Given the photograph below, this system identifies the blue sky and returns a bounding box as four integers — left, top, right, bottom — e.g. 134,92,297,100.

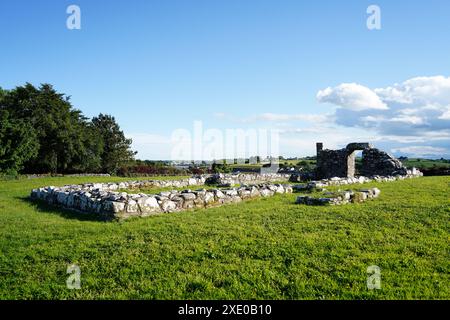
1,0,450,159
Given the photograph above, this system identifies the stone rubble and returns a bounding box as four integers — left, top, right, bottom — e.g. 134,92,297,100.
296,187,381,206
204,173,292,185
361,148,407,176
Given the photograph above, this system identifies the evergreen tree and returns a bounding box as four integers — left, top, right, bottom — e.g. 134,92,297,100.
92,114,136,174
0,110,39,174
0,84,135,174
1,83,86,172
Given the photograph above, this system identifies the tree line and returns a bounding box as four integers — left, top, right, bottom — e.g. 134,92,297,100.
0,83,136,175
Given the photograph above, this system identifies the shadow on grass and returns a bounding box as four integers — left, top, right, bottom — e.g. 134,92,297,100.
18,196,113,222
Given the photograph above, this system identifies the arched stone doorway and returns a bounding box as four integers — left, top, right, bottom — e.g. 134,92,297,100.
315,142,407,179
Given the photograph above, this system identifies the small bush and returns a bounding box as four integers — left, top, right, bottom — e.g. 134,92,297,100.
0,169,19,180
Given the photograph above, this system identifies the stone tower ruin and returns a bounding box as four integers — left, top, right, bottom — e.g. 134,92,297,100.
315,142,408,179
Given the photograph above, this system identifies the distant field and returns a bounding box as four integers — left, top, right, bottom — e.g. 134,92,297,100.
281,159,316,166
0,175,449,299
400,158,450,169
229,164,262,169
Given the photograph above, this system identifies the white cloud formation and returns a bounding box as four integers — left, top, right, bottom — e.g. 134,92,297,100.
214,112,331,124
315,76,450,158
278,125,379,157
317,76,450,142
317,83,388,111
438,107,450,120
377,130,450,144
256,112,330,123
389,115,425,125
374,75,450,106
391,146,448,158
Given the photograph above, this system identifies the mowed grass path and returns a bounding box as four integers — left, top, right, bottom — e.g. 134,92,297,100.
0,176,449,299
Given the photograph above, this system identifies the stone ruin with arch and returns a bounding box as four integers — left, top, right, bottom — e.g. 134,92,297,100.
315,142,410,179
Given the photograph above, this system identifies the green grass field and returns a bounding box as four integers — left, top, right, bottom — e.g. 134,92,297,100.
0,175,449,299
400,158,450,169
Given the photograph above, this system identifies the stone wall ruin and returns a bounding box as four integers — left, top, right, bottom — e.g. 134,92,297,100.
30,172,422,220
29,142,423,220
31,182,293,220
315,142,411,179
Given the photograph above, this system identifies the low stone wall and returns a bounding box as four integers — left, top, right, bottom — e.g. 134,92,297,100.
204,173,292,186
102,176,207,191
31,183,293,220
296,187,381,206
293,171,422,191
87,173,292,192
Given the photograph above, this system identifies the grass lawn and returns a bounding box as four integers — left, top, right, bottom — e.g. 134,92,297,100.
0,175,449,299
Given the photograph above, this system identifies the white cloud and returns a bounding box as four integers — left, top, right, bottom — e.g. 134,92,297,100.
256,112,330,123
317,83,388,111
276,124,381,157
214,112,331,124
361,115,386,123
317,76,450,144
312,76,450,158
375,75,450,106
278,127,326,135
389,115,425,125
439,107,450,120
377,130,450,144
391,146,448,158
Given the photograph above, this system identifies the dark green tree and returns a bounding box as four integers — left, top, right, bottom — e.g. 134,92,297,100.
0,87,6,101
64,115,104,173
15,85,82,172
0,83,104,173
92,114,136,174
0,84,135,174
0,110,39,174
211,162,232,173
